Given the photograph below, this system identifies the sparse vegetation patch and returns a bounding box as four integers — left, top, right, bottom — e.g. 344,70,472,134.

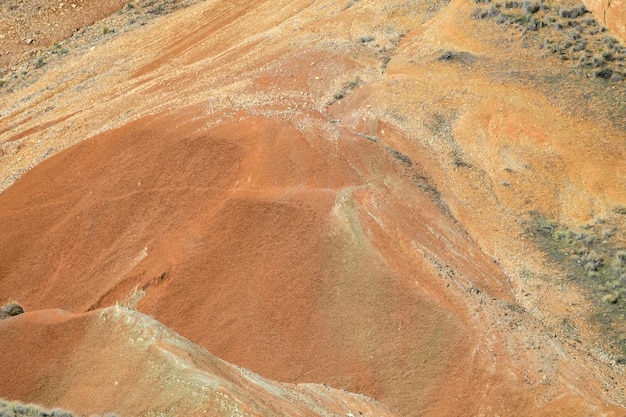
0,399,118,417
0,0,201,94
438,50,477,63
528,212,626,357
52,43,69,56
385,146,413,166
329,77,362,104
472,0,626,81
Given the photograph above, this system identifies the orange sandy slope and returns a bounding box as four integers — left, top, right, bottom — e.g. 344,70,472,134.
0,0,625,416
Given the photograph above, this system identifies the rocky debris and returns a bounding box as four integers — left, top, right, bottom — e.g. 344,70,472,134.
0,0,204,90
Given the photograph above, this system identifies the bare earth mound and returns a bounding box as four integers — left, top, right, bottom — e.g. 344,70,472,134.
0,306,397,417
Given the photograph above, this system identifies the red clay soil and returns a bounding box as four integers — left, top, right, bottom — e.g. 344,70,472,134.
0,0,128,69
0,0,625,416
0,306,399,417
0,108,624,416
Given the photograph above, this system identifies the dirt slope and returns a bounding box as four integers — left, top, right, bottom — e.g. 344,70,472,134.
0,0,127,70
0,306,398,417
0,0,625,416
584,0,626,42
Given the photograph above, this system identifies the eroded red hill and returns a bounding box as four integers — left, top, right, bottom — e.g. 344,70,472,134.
0,306,399,417
0,0,625,416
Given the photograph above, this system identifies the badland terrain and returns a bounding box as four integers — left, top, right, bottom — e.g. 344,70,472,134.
0,0,625,416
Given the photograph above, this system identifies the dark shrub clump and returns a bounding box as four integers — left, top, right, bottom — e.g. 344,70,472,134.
0,302,24,320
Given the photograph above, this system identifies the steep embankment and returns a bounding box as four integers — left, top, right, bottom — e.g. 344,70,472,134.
0,0,625,416
0,306,398,417
584,0,626,42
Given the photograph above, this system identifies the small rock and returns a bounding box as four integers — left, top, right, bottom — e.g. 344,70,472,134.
0,302,24,319
26,38,34,44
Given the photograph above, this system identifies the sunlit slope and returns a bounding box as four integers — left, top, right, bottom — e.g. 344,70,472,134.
0,0,624,416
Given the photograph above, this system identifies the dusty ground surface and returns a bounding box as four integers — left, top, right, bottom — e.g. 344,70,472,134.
0,0,127,70
0,0,625,416
0,0,205,86
0,306,399,417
